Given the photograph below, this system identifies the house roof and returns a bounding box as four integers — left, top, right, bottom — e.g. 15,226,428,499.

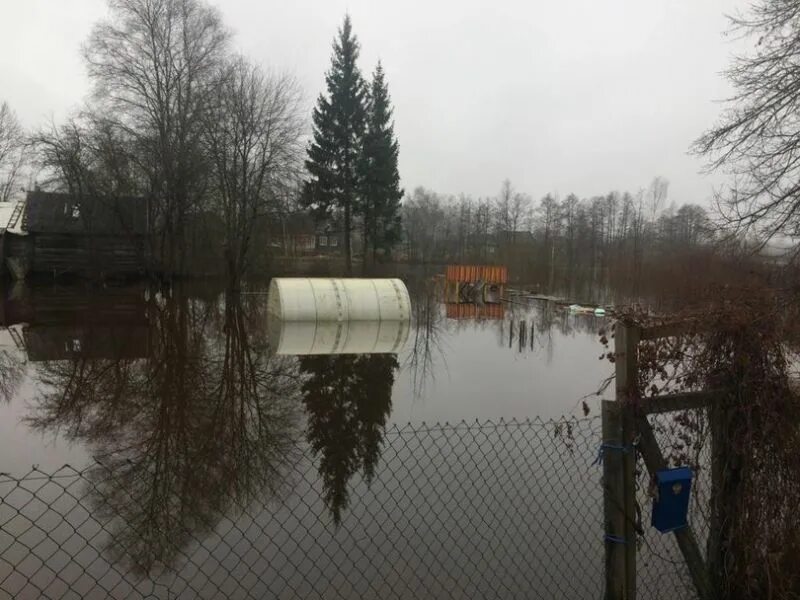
0,202,27,236
24,191,148,235
0,203,15,230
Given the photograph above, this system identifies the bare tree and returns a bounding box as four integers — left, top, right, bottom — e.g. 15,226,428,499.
84,0,231,274
32,116,139,199
32,120,97,198
510,191,531,236
0,101,27,203
204,58,304,285
646,176,669,222
0,348,25,404
494,178,514,241
693,1,800,245
402,187,446,262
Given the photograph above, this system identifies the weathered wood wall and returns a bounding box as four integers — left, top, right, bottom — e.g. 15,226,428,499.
5,233,32,258
29,234,146,278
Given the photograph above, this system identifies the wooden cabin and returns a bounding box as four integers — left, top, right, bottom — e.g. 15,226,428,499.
3,191,149,279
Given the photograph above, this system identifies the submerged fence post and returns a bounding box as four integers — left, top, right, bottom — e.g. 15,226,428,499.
530,321,534,350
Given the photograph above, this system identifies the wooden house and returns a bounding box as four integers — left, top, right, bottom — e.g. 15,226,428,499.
315,228,344,254
3,191,149,279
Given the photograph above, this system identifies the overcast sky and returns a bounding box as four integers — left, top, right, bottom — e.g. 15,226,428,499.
1,0,748,205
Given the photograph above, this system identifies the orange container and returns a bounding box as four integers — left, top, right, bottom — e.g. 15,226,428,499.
445,265,507,284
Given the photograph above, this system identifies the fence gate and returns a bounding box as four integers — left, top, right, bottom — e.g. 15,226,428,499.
603,322,718,600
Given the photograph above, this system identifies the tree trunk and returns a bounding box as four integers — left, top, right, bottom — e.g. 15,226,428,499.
362,219,369,275
344,200,352,275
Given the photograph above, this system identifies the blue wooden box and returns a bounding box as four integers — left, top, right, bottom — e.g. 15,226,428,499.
651,467,693,533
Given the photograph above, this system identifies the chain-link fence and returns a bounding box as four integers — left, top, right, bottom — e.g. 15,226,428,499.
635,410,711,600
1,416,708,599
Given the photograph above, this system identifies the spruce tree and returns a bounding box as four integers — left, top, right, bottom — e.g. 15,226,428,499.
360,61,403,265
303,15,367,273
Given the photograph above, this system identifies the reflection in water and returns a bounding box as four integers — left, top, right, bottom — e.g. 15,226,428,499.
299,354,399,524
0,343,25,404
0,275,611,577
488,298,604,364
267,288,406,525
404,278,446,399
25,288,302,574
268,316,410,355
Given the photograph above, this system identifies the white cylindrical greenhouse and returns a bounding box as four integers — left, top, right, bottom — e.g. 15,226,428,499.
267,278,411,322
266,278,412,355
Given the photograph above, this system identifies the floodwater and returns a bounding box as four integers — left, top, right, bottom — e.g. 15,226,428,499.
0,277,663,599
0,278,611,476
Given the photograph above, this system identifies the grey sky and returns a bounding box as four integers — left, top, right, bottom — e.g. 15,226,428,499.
1,0,746,205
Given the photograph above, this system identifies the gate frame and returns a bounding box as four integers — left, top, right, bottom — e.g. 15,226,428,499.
603,321,717,600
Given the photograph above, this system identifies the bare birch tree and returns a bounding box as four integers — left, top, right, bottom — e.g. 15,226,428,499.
84,0,231,274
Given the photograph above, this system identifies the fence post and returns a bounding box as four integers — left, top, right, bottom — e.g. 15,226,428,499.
617,324,639,600
602,399,626,600
603,323,640,600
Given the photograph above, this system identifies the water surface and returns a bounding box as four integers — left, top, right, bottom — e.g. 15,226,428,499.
0,279,611,477
0,278,642,599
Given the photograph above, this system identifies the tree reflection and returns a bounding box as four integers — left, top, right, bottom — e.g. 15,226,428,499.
404,277,446,399
494,298,605,363
0,347,25,404
298,353,398,524
26,288,302,575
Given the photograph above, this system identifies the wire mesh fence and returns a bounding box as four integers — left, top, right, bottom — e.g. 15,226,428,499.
634,410,711,600
1,415,708,599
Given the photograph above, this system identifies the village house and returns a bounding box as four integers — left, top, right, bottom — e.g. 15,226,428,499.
0,191,149,279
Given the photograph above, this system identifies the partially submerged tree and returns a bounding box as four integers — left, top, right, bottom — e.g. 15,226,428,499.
204,57,304,285
84,0,231,274
401,187,448,262
303,15,368,274
693,1,800,247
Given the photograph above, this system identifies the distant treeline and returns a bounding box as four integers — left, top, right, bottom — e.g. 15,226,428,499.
400,177,774,295
0,0,786,290
0,3,402,283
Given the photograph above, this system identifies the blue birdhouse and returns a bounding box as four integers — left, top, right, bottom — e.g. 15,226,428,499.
651,467,693,533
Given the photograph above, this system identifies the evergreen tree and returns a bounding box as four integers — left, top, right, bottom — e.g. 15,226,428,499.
303,15,367,274
360,62,403,266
